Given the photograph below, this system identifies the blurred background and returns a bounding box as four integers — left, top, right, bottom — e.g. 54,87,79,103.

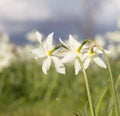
0,0,120,116
0,0,120,45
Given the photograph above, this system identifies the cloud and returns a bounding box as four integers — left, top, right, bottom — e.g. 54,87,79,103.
1,0,120,35
0,0,84,34
0,0,84,22
0,0,51,21
49,0,84,17
0,0,120,23
94,0,120,25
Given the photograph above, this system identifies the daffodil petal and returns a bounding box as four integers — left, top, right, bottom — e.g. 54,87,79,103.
104,50,110,54
69,35,80,50
35,31,42,44
93,57,107,68
81,53,89,61
74,59,81,75
94,47,110,54
44,32,54,50
42,57,51,74
61,51,76,63
59,38,68,48
31,48,46,58
93,47,102,54
54,48,68,57
84,57,91,69
52,56,65,74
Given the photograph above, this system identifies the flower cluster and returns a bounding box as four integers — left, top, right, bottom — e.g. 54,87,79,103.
0,33,16,71
93,31,120,60
31,31,107,75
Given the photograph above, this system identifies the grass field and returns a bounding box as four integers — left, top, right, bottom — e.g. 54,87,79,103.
0,58,119,116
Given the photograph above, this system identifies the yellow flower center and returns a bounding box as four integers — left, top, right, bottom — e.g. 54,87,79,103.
76,48,80,53
47,50,53,56
75,45,82,55
89,48,95,56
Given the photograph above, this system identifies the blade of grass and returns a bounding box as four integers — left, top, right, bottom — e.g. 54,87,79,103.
83,101,89,116
95,84,108,115
115,75,120,91
107,95,114,115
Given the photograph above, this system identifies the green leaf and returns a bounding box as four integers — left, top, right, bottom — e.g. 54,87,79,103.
73,112,81,116
108,107,113,116
115,75,120,91
107,95,114,114
95,84,108,115
83,101,89,116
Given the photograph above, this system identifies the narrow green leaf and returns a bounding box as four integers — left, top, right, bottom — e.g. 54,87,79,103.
108,107,113,116
83,101,89,116
73,112,81,116
115,75,120,91
95,84,108,115
107,95,114,114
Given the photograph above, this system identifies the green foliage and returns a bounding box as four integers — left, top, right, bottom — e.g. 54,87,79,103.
0,59,120,116
95,84,108,115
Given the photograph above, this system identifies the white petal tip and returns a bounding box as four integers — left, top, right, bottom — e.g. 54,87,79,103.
35,31,42,43
34,57,38,60
43,72,47,75
49,32,54,36
75,72,79,75
69,34,73,37
103,65,107,69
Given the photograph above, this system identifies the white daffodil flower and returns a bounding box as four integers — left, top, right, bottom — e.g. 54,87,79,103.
106,31,120,42
31,32,65,75
94,35,106,47
0,38,15,71
0,50,13,71
60,35,87,75
26,31,43,43
83,47,107,69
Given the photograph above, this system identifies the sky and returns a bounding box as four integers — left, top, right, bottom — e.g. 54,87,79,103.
0,0,120,44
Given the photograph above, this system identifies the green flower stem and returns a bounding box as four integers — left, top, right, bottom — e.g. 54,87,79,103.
79,58,95,116
81,39,119,115
103,52,119,116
